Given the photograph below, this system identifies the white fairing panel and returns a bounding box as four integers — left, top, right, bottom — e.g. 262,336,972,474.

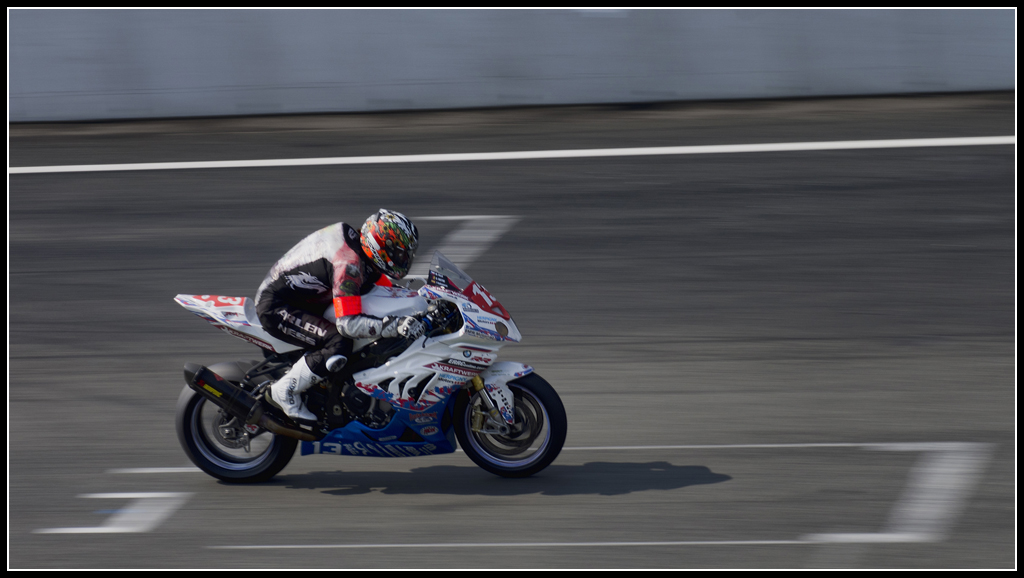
173,294,302,353
322,285,427,323
479,362,534,424
322,285,430,352
351,339,494,412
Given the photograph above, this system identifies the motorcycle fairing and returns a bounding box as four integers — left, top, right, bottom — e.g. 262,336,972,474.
173,294,301,353
299,404,458,457
419,286,521,343
479,362,534,424
322,285,427,325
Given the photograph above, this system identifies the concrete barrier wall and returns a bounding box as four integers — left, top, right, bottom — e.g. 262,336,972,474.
9,9,1015,122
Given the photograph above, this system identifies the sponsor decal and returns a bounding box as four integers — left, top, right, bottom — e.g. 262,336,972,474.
425,362,478,378
461,303,478,313
463,350,472,358
277,324,317,346
427,270,463,292
377,435,398,442
275,308,303,324
310,441,439,457
200,383,223,397
422,286,463,300
443,358,489,371
419,426,440,436
273,309,328,337
285,272,329,293
217,325,276,350
410,412,438,424
462,317,518,343
466,328,501,341
437,373,467,385
302,321,328,337
376,286,419,298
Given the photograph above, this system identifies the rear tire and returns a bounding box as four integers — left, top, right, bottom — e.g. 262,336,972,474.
454,373,566,478
175,383,297,484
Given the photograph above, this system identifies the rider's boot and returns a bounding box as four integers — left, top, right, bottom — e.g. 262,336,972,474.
268,356,321,421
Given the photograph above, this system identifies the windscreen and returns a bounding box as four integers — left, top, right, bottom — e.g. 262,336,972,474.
427,251,475,292
426,251,511,320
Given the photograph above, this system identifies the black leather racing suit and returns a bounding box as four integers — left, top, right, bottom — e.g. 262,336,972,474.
255,222,393,376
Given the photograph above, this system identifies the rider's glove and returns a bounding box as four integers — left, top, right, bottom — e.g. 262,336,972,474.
381,316,425,340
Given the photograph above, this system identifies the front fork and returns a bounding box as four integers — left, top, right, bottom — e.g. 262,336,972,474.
468,375,512,436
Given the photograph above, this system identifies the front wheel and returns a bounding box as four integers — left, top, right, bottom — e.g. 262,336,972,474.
454,373,567,478
175,385,297,483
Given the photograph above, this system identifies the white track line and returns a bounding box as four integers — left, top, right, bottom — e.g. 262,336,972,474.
209,540,811,550
107,467,203,474
209,535,943,550
105,442,981,473
9,136,1014,175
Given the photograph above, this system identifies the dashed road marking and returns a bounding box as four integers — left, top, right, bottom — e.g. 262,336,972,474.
803,442,994,544
410,215,520,275
34,492,193,534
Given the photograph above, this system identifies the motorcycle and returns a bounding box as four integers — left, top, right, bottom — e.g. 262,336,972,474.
173,251,566,483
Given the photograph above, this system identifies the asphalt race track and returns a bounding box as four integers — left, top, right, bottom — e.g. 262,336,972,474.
8,93,1015,569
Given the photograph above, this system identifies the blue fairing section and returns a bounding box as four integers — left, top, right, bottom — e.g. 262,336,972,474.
300,409,457,457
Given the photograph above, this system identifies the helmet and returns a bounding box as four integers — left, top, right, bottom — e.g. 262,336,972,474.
360,209,419,279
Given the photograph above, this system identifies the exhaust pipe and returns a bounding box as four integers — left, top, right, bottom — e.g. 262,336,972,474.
257,413,318,441
184,363,265,424
183,363,316,441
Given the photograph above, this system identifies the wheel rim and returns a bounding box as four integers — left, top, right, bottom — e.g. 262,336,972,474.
466,385,552,468
189,397,277,471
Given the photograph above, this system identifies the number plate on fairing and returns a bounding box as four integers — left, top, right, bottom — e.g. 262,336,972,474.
173,294,302,353
300,418,457,457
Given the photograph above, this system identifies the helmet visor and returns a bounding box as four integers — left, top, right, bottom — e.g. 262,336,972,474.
387,245,414,276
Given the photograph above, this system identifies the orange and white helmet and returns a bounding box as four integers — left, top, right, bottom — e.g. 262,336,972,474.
360,209,419,279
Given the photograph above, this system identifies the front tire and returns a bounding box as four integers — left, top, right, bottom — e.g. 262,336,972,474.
175,384,297,483
454,373,567,478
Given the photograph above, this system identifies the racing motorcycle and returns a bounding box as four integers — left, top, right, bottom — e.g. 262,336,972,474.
173,251,566,483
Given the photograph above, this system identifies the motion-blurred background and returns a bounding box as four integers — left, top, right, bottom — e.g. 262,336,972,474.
8,9,1016,569
8,9,1015,121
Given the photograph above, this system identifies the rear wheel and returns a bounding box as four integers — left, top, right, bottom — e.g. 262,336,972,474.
175,384,296,483
454,373,566,478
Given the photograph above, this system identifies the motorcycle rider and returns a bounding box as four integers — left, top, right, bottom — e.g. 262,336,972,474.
255,209,425,421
